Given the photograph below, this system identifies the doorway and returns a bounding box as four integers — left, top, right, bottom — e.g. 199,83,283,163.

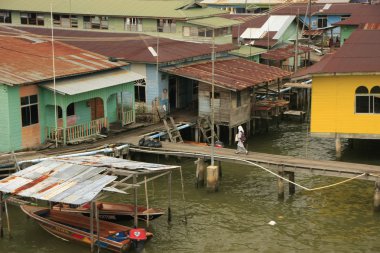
169,77,177,111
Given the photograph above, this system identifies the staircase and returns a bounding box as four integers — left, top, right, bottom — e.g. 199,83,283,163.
198,116,219,144
163,117,184,143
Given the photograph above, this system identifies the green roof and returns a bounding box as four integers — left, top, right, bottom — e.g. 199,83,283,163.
0,0,227,18
229,45,267,57
186,17,242,28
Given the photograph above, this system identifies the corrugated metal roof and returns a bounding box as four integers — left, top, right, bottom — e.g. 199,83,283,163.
0,155,180,204
0,30,126,86
240,15,296,40
333,5,380,26
187,17,242,28
292,28,380,77
3,27,236,64
162,58,291,91
0,0,226,18
261,44,312,61
229,45,267,57
0,159,116,205
41,69,145,95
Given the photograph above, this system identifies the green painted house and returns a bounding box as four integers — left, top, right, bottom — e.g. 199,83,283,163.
0,0,241,44
0,35,143,153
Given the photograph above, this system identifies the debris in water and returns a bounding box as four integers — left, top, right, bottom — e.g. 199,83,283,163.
268,220,276,226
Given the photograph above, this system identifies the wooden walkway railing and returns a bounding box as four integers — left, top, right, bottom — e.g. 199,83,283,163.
120,110,134,126
46,118,107,144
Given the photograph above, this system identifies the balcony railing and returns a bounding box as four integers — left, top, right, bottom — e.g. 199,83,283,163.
46,118,107,144
120,109,135,126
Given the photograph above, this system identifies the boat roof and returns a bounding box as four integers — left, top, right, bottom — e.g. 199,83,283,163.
0,155,180,205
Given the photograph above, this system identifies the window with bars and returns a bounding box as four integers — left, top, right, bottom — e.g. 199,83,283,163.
83,16,109,30
53,14,78,28
157,19,176,33
21,95,39,127
134,79,146,102
125,17,142,32
236,91,241,107
355,86,380,114
20,12,44,26
183,26,198,37
0,10,11,23
317,15,327,28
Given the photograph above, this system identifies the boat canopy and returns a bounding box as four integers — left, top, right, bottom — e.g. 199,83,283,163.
0,155,180,205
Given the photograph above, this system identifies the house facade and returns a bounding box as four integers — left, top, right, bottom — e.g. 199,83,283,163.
0,0,241,44
0,35,143,152
292,27,380,156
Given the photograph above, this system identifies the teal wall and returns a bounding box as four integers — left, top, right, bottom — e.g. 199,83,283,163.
107,94,118,123
279,21,297,44
0,84,22,152
40,81,134,129
340,25,356,46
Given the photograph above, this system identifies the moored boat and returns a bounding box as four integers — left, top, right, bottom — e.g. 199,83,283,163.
21,205,152,252
52,201,165,221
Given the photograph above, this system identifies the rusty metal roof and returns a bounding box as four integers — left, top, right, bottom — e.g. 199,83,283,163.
0,28,126,86
162,58,291,91
302,30,324,36
2,26,236,64
261,44,312,61
292,28,380,77
333,5,380,26
0,155,180,205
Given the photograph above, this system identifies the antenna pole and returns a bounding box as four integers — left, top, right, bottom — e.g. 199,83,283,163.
50,3,58,148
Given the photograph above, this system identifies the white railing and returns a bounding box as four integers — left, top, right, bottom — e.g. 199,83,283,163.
46,118,107,144
121,110,135,126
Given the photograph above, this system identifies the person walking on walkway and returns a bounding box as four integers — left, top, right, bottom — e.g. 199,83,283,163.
235,125,248,155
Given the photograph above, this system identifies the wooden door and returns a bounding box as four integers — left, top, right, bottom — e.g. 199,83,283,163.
88,98,104,120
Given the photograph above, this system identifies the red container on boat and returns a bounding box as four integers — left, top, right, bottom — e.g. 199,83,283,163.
129,228,147,240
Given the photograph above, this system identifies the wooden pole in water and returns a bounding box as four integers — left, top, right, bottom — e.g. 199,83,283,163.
4,200,11,239
0,193,3,238
277,171,285,200
374,181,380,212
168,171,172,223
90,201,94,253
133,174,138,228
144,176,150,227
195,158,206,188
95,202,100,253
288,172,295,195
335,136,342,160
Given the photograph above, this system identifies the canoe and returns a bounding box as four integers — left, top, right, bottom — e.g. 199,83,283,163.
52,201,165,221
21,205,152,252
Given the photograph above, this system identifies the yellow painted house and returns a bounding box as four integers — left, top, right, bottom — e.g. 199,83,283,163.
293,26,380,155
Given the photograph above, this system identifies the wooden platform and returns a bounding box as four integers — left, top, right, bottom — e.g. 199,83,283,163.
126,137,380,182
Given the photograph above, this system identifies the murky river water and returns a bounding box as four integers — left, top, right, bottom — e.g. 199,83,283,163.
1,122,380,253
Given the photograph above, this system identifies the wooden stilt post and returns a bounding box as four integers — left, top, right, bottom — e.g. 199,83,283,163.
374,181,380,212
168,172,172,223
90,201,94,253
216,125,220,141
4,200,11,239
218,161,222,179
278,171,285,200
335,136,342,160
133,175,138,228
246,121,251,137
195,127,199,143
0,193,3,238
228,127,232,146
195,158,206,188
207,165,219,192
144,176,150,227
288,172,295,195
95,203,100,253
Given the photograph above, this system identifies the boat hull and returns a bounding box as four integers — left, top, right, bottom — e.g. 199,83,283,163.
21,205,150,253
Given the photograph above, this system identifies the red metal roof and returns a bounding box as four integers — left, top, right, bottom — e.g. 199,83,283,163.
2,26,236,64
0,29,126,86
333,5,380,26
261,44,312,61
302,29,324,36
162,58,291,91
293,28,380,77
221,14,268,38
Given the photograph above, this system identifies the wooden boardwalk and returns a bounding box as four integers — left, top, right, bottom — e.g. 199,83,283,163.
125,134,380,182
